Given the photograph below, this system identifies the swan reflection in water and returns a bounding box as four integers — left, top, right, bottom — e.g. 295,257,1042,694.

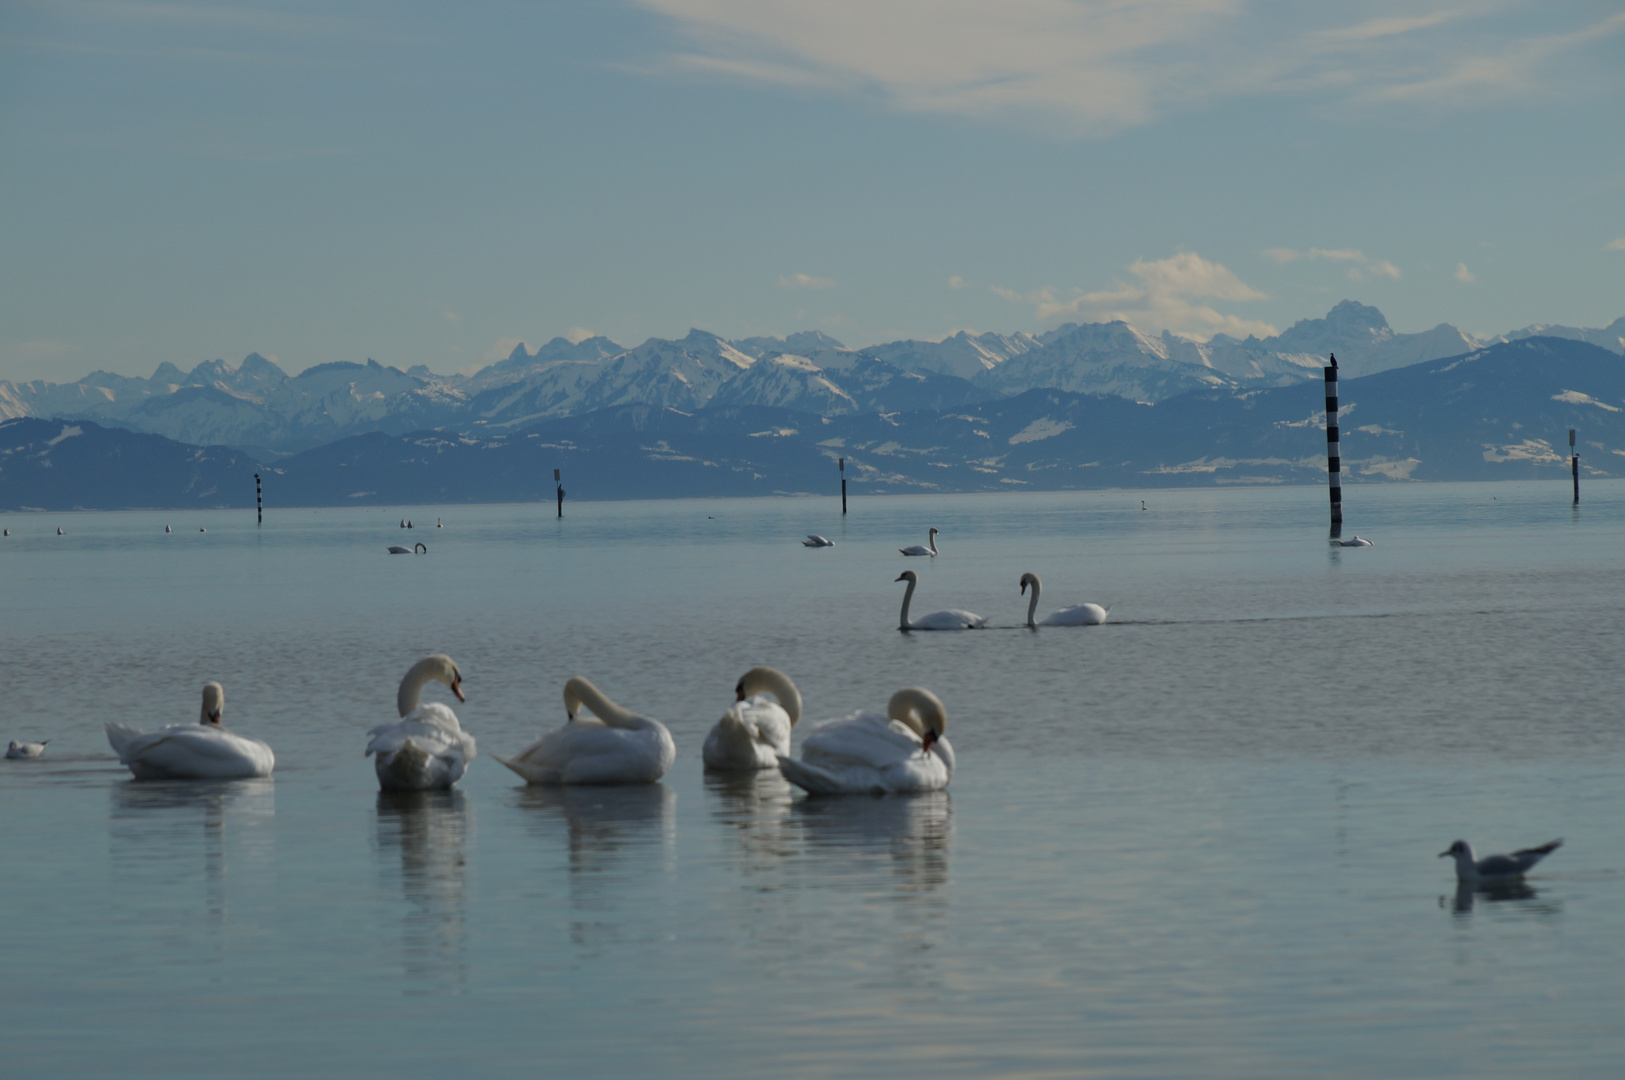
1441,879,1564,919
791,791,953,895
517,785,676,950
107,778,277,935
374,789,473,989
704,769,797,869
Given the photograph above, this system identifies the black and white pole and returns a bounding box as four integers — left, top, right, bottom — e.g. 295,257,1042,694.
1571,428,1579,505
840,457,847,515
1325,355,1342,533
254,473,262,525
555,468,564,519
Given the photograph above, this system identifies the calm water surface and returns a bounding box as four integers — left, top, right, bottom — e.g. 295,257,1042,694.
4,483,1624,1077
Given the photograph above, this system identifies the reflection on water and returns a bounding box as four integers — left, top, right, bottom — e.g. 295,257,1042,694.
516,784,677,952
792,792,953,895
705,770,796,868
374,790,472,990
1442,879,1565,919
106,779,276,952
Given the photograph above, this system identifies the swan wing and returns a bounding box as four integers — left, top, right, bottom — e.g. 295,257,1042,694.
911,608,985,630
781,716,951,794
703,698,792,770
500,717,674,785
899,545,931,556
1040,603,1109,626
110,723,274,779
367,705,473,790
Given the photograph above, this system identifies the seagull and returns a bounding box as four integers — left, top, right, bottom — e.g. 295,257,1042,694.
6,740,48,759
802,534,835,547
165,525,172,533
57,527,63,536
1440,838,1562,883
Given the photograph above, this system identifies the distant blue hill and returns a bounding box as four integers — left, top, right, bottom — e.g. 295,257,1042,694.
1,338,1619,511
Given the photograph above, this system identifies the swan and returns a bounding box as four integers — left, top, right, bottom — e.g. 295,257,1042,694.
495,677,675,785
895,570,984,630
899,527,938,557
1020,572,1108,627
387,545,411,554
1440,838,1562,883
6,739,48,759
703,667,802,771
1333,535,1374,547
802,535,835,547
365,655,475,791
105,682,275,780
778,687,953,794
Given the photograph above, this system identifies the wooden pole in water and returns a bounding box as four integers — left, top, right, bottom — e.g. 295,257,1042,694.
1325,356,1342,533
254,473,262,525
555,468,564,518
1571,429,1579,505
840,457,847,515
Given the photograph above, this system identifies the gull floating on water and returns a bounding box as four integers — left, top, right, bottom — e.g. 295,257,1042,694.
802,534,834,547
1440,838,1562,882
7,740,48,759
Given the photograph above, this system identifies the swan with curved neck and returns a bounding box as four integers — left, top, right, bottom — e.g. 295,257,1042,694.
1020,572,1108,628
899,527,939,557
496,676,676,785
703,666,802,771
366,654,475,791
896,570,985,630
105,682,275,779
778,687,953,794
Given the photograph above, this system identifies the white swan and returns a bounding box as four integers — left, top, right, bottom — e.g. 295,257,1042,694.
899,527,938,557
1020,571,1108,627
896,570,984,630
365,655,475,791
105,682,275,780
1333,535,1374,547
778,687,953,794
496,676,675,785
802,534,835,547
703,667,802,771
7,739,48,759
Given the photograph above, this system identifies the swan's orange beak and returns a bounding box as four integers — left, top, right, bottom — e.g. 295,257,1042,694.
452,679,466,703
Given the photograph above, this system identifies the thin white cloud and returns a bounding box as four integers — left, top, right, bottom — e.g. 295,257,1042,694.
948,275,966,289
1265,246,1400,282
633,2,1625,135
1455,263,1476,283
994,252,1277,340
1608,237,1625,252
565,327,596,343
778,273,836,290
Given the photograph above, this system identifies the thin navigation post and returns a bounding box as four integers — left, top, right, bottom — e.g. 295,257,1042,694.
255,473,262,525
840,457,847,515
555,468,565,518
1571,429,1580,505
1325,356,1342,534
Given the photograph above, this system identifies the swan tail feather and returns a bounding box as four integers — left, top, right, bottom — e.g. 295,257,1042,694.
104,721,144,756
493,754,562,785
777,756,847,795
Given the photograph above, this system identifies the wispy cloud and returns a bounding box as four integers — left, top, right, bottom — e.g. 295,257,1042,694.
948,275,966,289
778,273,836,290
1264,246,1400,283
565,327,596,343
632,2,1625,136
1454,263,1476,283
1608,237,1625,252
994,252,1276,340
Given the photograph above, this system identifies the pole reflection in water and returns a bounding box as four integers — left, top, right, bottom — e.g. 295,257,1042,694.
516,785,677,952
374,789,473,991
1442,879,1564,920
106,779,277,962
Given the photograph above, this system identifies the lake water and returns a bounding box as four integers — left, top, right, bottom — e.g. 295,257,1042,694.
4,482,1624,1078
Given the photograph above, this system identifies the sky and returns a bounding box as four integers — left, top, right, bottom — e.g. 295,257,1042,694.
1,0,1622,382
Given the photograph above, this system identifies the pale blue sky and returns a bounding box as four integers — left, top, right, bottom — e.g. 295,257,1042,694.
2,0,1621,381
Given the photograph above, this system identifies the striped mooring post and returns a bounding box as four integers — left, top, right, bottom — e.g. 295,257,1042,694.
1571,429,1579,505
840,457,847,515
1324,356,1342,532
555,468,564,518
254,473,262,525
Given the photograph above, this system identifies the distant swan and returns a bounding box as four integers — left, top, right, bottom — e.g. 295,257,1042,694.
899,527,938,557
1020,572,1108,627
778,687,953,794
802,535,835,547
365,655,475,791
386,543,427,554
896,570,984,630
1333,536,1374,547
7,739,48,759
496,677,675,785
703,667,801,771
105,682,275,780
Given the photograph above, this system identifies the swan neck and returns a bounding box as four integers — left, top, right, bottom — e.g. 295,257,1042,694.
565,677,636,728
887,687,946,742
1024,576,1040,627
898,574,916,629
743,668,801,726
397,657,445,717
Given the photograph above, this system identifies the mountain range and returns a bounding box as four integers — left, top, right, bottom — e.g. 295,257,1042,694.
5,336,1623,511
5,301,1620,457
